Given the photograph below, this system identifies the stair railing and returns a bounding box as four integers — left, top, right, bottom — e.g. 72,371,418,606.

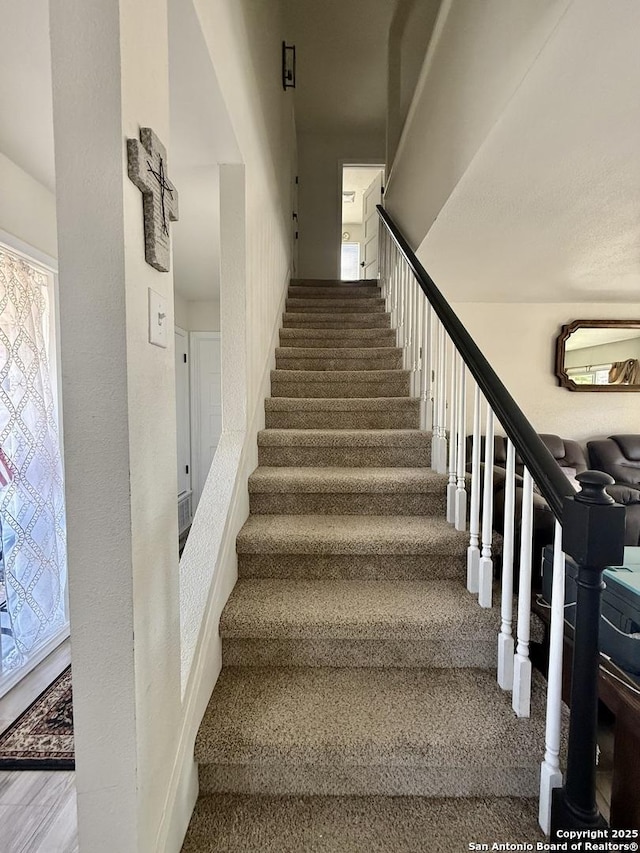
377,205,626,837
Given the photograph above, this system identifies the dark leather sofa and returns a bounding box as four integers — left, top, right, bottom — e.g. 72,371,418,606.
587,435,640,546
467,433,588,587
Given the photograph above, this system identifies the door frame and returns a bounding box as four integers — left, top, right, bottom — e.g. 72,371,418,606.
338,161,386,280
189,331,221,511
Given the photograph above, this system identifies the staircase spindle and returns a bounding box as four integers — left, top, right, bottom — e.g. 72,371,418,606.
432,322,446,474
412,277,421,398
478,406,494,608
467,384,481,593
455,355,467,531
390,247,399,329
420,299,432,430
437,325,448,474
539,520,565,834
497,439,516,690
512,466,534,717
446,342,458,524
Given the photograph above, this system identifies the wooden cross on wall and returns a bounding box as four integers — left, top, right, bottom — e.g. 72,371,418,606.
127,127,179,272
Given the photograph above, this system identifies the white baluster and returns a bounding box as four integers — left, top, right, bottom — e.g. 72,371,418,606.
497,439,516,690
467,385,481,593
539,521,566,833
390,248,399,330
431,318,441,470
421,300,432,430
437,325,448,474
478,406,494,608
447,343,458,523
512,466,534,718
401,266,409,367
455,356,467,531
412,278,420,397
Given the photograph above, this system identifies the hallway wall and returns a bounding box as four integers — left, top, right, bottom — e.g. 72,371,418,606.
297,131,384,279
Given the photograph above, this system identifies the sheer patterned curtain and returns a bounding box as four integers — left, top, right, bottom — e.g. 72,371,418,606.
0,246,67,673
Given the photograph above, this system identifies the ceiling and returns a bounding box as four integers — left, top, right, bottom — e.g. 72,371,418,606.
342,166,384,225
285,0,398,136
417,0,640,303
0,0,240,302
566,327,640,352
0,0,55,191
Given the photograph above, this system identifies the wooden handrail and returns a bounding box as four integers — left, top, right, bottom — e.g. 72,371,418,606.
377,205,575,521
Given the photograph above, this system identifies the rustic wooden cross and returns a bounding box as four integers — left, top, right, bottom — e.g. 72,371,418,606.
127,127,179,272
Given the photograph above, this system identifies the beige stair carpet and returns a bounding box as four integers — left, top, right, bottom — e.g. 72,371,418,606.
184,279,547,850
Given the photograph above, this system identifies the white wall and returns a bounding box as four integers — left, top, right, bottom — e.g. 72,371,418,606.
162,1,296,850
385,0,571,248
51,0,182,849
454,302,640,443
0,150,57,258
387,0,441,167
298,131,385,278
174,294,220,331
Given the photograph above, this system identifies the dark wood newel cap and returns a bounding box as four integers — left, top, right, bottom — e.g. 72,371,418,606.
574,470,616,506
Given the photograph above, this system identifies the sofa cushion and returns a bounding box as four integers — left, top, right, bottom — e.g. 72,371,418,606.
588,437,640,488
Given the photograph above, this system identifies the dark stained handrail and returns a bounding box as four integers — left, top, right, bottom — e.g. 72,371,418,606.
377,204,575,521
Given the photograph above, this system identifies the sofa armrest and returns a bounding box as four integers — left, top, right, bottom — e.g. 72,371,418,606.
605,484,640,506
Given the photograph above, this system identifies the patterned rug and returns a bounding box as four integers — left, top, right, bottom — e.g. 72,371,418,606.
0,666,74,770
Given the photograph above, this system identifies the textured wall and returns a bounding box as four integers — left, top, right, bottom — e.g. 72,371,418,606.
0,151,57,257
454,302,640,444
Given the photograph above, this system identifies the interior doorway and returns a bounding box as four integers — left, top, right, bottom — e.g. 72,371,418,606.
340,165,385,280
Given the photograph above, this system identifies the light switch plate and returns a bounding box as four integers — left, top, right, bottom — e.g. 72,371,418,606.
148,288,168,348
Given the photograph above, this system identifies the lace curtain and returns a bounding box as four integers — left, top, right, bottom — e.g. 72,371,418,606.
0,247,67,673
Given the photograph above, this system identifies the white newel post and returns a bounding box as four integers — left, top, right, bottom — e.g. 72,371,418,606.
455,356,467,531
539,520,566,833
467,384,481,592
513,467,534,717
446,344,458,523
478,406,495,607
497,439,516,690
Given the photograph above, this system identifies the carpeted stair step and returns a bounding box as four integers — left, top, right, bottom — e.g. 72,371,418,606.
248,467,446,515
288,285,380,299
194,666,551,797
182,794,542,852
282,312,391,329
236,513,466,579
285,298,386,313
279,327,396,348
257,429,430,467
264,397,420,430
275,347,403,371
271,369,410,398
290,278,379,287
221,578,499,668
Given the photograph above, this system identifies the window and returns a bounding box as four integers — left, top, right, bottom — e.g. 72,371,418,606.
340,242,360,280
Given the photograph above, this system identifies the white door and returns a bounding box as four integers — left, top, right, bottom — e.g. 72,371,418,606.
361,171,383,279
174,327,191,498
190,332,222,512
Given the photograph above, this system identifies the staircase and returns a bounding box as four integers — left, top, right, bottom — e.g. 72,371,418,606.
183,279,548,851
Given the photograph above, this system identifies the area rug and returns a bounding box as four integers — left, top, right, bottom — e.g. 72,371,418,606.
0,666,74,770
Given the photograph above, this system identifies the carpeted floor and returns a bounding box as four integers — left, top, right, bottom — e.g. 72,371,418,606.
0,666,73,770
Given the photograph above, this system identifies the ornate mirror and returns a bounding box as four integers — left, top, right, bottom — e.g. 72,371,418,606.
556,320,640,391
